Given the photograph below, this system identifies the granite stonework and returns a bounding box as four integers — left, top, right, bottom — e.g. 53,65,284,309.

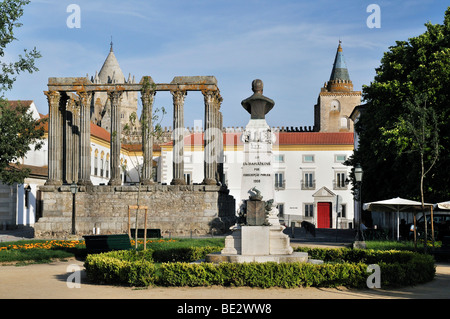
34,184,235,238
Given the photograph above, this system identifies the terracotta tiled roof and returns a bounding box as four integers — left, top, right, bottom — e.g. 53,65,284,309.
7,163,48,178
277,132,354,145
90,123,110,142
5,100,34,108
161,132,353,146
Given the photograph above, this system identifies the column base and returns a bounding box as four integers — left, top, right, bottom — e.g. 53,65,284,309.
141,179,155,185
170,178,186,185
45,179,62,186
108,178,122,186
77,180,93,186
202,178,217,185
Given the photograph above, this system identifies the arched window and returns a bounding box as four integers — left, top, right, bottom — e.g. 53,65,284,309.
340,116,349,129
94,149,99,175
100,151,105,177
330,99,341,112
105,153,110,178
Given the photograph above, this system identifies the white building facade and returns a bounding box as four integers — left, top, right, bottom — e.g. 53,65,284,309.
158,129,355,229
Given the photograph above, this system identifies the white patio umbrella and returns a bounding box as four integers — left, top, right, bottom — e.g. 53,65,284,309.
435,201,450,210
363,197,433,241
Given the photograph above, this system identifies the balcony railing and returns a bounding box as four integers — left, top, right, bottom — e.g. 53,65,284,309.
301,180,316,190
275,180,285,190
333,180,348,190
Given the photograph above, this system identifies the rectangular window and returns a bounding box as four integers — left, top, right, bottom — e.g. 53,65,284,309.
277,203,284,218
335,154,347,163
184,173,192,185
304,203,314,217
274,154,285,163
335,172,347,189
105,160,109,178
303,155,314,163
302,172,315,189
340,204,346,218
275,172,284,189
100,159,104,177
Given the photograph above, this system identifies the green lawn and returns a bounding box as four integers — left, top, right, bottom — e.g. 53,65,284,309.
0,237,225,264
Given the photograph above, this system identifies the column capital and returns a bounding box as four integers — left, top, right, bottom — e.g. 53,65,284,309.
76,90,93,104
107,89,124,102
171,89,187,105
141,89,156,106
44,90,60,105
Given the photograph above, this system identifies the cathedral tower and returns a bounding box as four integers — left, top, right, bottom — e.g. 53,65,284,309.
314,41,361,132
90,42,140,142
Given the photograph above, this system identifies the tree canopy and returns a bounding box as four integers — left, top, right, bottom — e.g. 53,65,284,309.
347,7,450,204
0,0,43,184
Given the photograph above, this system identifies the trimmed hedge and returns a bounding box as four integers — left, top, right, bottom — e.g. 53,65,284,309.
151,246,223,263
84,250,156,286
84,247,436,288
158,261,369,288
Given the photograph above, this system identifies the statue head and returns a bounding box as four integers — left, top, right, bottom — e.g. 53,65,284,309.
252,79,263,94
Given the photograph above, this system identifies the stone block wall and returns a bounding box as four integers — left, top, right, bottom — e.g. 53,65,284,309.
34,184,236,238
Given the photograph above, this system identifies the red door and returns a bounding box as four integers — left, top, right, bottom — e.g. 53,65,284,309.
317,202,332,228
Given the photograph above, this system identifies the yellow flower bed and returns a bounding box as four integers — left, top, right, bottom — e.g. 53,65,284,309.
0,240,85,251
0,238,177,251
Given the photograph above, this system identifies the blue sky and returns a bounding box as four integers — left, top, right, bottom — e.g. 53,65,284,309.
5,0,449,128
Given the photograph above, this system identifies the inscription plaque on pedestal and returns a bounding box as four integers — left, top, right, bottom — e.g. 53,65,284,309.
246,200,266,226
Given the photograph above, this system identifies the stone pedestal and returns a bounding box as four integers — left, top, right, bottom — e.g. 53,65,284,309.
241,226,269,255
206,225,302,263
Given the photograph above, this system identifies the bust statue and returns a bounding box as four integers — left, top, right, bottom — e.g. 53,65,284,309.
241,79,275,120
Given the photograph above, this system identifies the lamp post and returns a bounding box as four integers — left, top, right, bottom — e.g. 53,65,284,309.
70,182,78,235
354,164,363,240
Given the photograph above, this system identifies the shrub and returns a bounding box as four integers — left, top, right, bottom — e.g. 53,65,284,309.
84,247,436,288
151,246,222,263
84,250,156,287
157,261,369,288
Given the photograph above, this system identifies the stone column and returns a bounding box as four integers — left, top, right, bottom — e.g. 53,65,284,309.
202,90,217,185
108,90,123,186
217,104,224,185
44,91,63,186
141,89,156,185
71,99,80,184
63,98,74,184
170,90,186,185
77,91,93,186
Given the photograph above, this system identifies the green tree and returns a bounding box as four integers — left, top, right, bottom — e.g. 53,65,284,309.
347,7,450,205
0,0,43,184
381,94,439,246
0,101,46,184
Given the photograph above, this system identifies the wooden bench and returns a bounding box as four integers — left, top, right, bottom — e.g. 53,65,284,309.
130,228,162,239
83,234,132,254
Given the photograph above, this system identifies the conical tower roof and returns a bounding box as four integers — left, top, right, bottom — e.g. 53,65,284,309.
98,42,125,84
324,41,353,92
329,41,350,82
